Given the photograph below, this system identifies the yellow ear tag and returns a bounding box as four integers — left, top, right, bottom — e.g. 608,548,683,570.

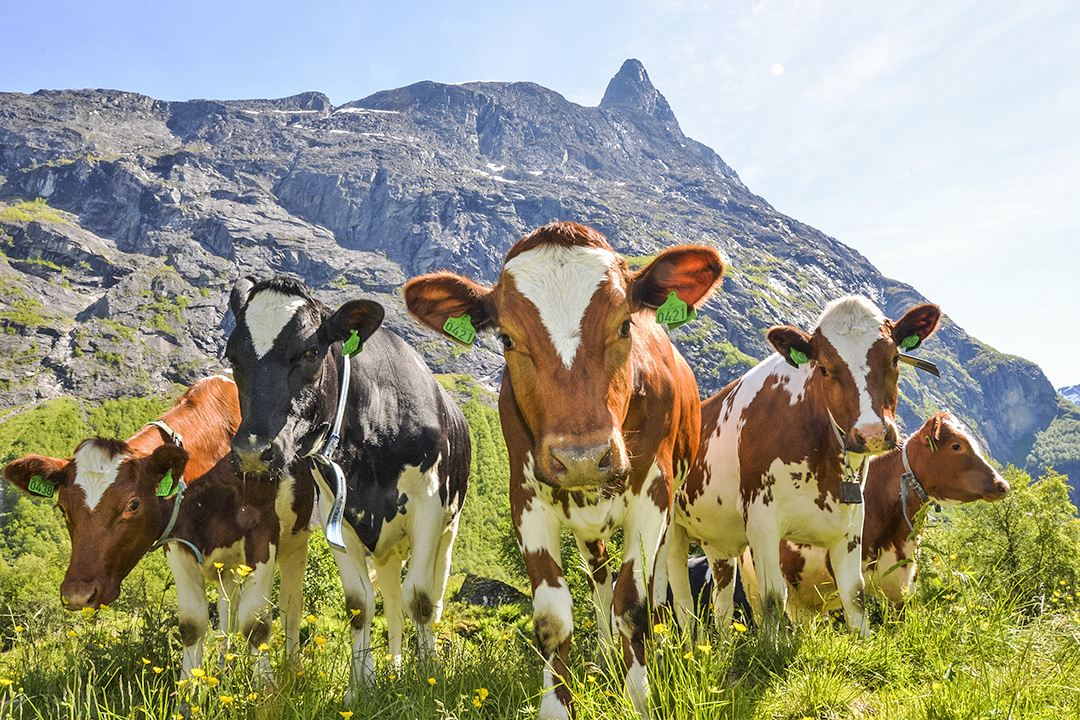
28,475,55,498
443,314,477,346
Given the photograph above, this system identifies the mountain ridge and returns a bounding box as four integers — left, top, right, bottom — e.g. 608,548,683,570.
0,61,1073,499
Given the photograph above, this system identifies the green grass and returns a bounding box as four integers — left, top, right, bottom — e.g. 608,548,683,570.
0,198,72,226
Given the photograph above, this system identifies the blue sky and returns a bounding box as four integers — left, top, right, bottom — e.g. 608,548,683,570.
3,0,1078,388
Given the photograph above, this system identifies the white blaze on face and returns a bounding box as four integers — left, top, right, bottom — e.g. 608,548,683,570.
245,290,309,359
73,443,127,511
815,296,888,430
504,244,616,369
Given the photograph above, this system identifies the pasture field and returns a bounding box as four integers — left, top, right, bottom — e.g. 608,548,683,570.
0,394,1078,718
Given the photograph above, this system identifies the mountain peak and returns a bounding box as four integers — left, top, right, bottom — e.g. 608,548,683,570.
600,59,677,125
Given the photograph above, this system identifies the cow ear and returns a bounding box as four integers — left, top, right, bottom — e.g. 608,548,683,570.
404,272,498,345
628,245,725,311
143,444,188,493
891,303,941,350
230,276,257,318
767,325,814,368
322,300,385,350
3,455,70,498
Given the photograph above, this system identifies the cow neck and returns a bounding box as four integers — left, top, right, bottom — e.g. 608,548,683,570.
826,409,868,504
145,420,205,564
899,436,930,532
306,346,350,549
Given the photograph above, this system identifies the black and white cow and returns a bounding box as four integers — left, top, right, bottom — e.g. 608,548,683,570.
225,275,470,698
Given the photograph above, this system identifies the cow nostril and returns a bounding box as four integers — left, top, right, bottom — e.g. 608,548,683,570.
599,448,612,470
551,456,567,475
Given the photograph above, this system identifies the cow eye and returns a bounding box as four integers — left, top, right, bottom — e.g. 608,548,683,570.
619,319,631,339
499,333,515,352
893,353,901,367
819,366,829,377
125,499,140,514
952,443,962,451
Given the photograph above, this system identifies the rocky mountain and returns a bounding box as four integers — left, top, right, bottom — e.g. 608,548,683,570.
0,59,1073,494
1061,385,1080,407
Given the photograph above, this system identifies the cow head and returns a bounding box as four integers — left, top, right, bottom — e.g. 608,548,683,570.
405,221,724,489
225,275,385,476
766,296,941,454
2,440,188,609
908,413,1009,503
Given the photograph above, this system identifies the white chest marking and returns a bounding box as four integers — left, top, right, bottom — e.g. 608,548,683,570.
73,444,126,512
245,290,308,359
504,245,616,369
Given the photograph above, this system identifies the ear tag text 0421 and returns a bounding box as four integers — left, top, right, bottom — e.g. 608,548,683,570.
443,314,477,346
156,469,178,498
28,475,55,498
342,329,363,358
656,291,697,330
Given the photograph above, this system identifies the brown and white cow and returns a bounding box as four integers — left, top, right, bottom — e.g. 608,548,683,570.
668,295,941,636
405,221,724,719
1,376,313,682
743,412,1009,615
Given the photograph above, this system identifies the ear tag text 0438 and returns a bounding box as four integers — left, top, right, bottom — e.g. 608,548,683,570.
656,291,697,330
342,329,363,358
28,475,55,498
156,469,178,498
900,334,921,350
789,349,810,366
443,314,477,346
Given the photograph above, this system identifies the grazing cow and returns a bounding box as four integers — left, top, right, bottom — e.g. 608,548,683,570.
225,276,470,699
743,412,1009,615
1,376,313,681
404,221,724,719
669,295,941,636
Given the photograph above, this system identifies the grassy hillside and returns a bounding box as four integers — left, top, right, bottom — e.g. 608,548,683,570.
0,393,1077,718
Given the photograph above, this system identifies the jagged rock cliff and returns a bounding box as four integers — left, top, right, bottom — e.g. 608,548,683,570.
0,60,1067,480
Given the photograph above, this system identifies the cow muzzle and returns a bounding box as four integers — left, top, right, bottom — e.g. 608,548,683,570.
232,434,280,476
846,419,898,455
541,437,629,489
60,580,112,610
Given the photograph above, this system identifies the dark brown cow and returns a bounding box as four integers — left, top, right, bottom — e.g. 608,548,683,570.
405,221,724,719
1,376,313,681
743,412,1009,614
668,295,941,636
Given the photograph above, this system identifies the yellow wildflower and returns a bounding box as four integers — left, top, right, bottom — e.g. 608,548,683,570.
189,668,206,678
153,667,164,674
258,643,271,652
0,679,12,687
653,622,667,634
731,621,747,633
219,696,234,706
314,636,328,645
339,712,354,719
428,677,437,686
683,651,694,660
697,644,712,654
306,614,318,624
477,688,489,701
247,693,259,702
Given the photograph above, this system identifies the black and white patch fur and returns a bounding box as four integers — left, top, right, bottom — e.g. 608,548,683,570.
225,276,470,698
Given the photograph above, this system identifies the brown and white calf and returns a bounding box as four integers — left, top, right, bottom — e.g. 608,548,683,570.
406,221,724,719
1,376,313,681
668,295,941,636
746,412,1009,615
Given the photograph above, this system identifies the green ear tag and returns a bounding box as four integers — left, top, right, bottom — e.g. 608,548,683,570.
900,334,921,350
443,314,477,346
656,291,697,330
790,349,810,366
156,469,177,498
28,475,55,498
342,329,363,357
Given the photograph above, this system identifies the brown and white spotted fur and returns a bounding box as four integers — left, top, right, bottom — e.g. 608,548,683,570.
740,412,1009,615
1,376,313,682
405,221,724,719
668,296,941,636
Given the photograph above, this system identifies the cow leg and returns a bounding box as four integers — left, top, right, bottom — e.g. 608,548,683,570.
665,520,696,634
373,554,405,665
615,504,666,719
431,513,460,626
277,528,310,659
829,531,869,637
703,550,738,632
165,547,210,680
744,512,787,629
238,550,278,686
329,528,377,701
400,474,448,662
574,535,615,670
517,499,573,720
